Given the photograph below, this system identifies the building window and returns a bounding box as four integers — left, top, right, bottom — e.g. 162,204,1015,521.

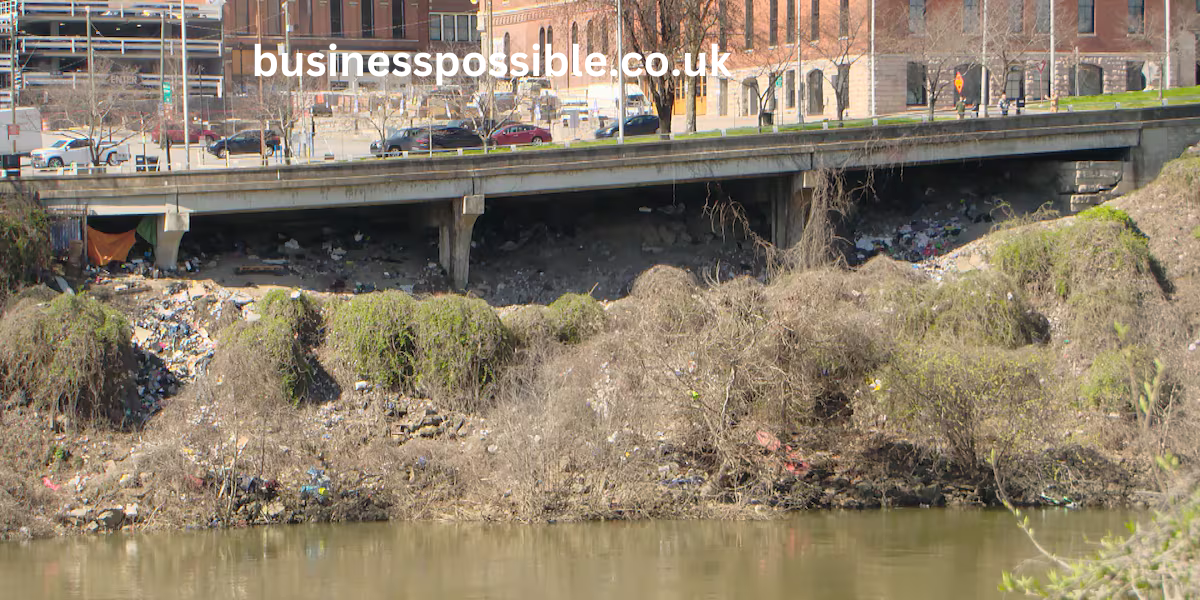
1034,0,1049,32
391,0,405,38
718,0,727,48
770,0,779,45
1129,0,1144,33
429,13,481,42
586,19,593,54
745,0,754,49
785,69,796,107
362,0,374,38
1126,61,1146,90
839,0,849,37
1009,0,1023,32
907,62,927,105
601,17,609,54
330,0,343,37
810,0,819,40
909,0,925,33
963,0,978,31
1078,0,1094,33
786,0,796,43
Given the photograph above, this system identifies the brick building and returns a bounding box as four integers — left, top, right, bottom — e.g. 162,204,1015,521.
487,0,1199,124
223,0,478,92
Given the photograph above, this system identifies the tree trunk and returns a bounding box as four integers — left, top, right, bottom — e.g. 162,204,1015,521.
685,75,698,133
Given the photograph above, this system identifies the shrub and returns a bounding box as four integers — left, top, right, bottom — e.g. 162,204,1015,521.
629,266,705,334
546,293,606,343
325,291,417,387
412,295,508,406
501,305,554,348
880,344,1049,471
1076,204,1136,229
0,194,50,303
214,316,311,406
993,219,1152,300
2,284,57,315
259,289,322,345
895,271,1042,348
1001,486,1200,598
1079,345,1156,412
1192,224,1200,240
0,294,133,424
992,228,1060,291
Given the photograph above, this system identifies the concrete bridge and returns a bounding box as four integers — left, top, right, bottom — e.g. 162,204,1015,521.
8,104,1200,287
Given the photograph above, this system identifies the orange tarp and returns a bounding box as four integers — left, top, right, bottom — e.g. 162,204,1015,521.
86,227,136,266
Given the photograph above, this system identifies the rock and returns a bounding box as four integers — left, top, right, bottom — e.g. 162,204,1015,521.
95,508,125,530
418,415,445,429
487,444,500,454
264,500,286,519
118,473,138,488
354,381,372,392
61,506,94,526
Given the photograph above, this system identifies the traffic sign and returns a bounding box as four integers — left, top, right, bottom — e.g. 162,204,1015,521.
1037,60,1046,73
162,81,172,104
954,72,964,94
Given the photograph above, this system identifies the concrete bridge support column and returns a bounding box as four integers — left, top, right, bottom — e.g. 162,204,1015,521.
438,194,485,290
154,209,190,270
770,172,817,249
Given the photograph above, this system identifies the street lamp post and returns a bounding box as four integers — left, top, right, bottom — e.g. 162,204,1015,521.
980,0,988,117
796,0,803,123
181,0,190,170
616,0,625,142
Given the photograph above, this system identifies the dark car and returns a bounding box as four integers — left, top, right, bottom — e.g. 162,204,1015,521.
370,126,445,156
595,114,660,139
412,127,485,151
208,129,282,158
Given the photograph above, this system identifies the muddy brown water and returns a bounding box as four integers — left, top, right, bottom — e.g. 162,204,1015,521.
1,508,1138,599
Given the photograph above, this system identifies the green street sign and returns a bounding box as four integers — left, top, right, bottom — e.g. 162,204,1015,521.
162,82,172,104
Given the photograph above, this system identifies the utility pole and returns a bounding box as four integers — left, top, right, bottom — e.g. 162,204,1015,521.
9,0,17,159
285,0,293,163
616,0,625,142
868,0,875,117
160,10,171,169
257,0,265,162
1049,0,1055,101
796,0,803,123
181,0,190,170
980,0,988,117
1165,0,1172,91
87,7,96,163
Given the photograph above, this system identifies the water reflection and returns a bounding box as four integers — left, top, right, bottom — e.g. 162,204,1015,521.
0,508,1137,600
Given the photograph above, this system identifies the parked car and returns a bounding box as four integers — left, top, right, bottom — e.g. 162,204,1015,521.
595,114,660,138
312,102,333,117
152,124,220,144
489,123,552,146
370,126,445,156
412,127,484,151
207,129,282,158
31,138,130,168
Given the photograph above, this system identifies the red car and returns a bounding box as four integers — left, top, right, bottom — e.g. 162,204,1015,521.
489,123,552,146
152,124,220,144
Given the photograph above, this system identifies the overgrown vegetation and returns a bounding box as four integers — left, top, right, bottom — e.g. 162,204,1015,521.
546,293,606,343
259,289,322,345
213,316,312,406
0,194,50,304
325,291,418,387
0,294,133,425
412,295,508,410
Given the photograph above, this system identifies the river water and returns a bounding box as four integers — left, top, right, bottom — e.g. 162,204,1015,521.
1,508,1137,600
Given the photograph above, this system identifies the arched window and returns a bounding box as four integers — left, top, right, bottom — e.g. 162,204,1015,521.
601,17,609,55
538,27,546,74
807,69,824,115
1068,63,1103,96
503,32,511,71
571,22,578,71
586,19,594,55
546,26,554,74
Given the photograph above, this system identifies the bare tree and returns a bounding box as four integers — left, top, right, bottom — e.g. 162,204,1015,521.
804,0,871,121
45,57,144,165
243,72,318,164
881,1,975,118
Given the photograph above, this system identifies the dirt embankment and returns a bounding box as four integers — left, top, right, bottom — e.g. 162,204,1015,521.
2,158,1200,540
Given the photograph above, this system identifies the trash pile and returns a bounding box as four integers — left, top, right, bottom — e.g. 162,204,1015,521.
853,217,966,263
128,282,243,421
